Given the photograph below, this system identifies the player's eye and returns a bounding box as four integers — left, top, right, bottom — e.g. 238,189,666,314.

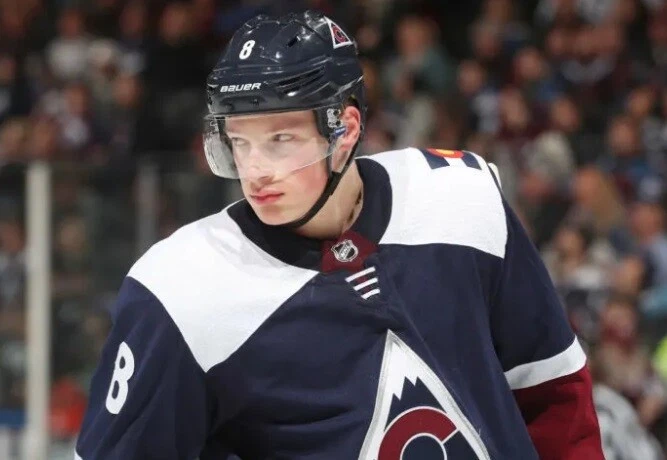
272,133,294,142
229,137,249,147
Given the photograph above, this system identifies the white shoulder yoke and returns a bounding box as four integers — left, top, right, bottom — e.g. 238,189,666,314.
365,148,507,258
128,209,319,371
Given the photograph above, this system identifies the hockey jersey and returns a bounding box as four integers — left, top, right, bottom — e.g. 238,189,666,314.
75,147,603,459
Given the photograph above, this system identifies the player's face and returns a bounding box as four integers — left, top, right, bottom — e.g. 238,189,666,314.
228,110,332,226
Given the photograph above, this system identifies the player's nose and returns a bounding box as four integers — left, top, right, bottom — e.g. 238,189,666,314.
239,151,275,181
246,171,275,191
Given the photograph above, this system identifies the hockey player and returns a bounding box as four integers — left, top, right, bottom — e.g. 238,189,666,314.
75,10,603,459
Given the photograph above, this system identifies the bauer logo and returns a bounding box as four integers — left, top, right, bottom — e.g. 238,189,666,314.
325,18,353,49
332,239,359,263
219,83,262,93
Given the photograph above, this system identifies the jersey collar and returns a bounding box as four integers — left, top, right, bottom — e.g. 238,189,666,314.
227,157,392,271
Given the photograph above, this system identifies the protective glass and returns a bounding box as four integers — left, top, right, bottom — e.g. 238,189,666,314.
203,113,342,179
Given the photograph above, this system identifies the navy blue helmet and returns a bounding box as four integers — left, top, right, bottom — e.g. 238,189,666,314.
207,10,366,139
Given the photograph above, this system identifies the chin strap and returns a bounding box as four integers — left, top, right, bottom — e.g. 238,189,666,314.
280,148,355,229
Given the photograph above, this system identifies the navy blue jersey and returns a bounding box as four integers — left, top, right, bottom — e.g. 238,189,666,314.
75,148,602,459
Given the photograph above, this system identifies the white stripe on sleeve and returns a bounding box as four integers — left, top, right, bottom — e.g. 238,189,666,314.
504,337,587,390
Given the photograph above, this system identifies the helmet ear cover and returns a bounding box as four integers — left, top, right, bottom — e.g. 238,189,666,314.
313,93,364,142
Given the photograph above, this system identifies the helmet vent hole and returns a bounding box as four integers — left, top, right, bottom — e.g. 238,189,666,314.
275,66,326,95
286,36,299,47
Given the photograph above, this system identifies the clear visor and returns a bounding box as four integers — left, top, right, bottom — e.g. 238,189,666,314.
203,113,341,179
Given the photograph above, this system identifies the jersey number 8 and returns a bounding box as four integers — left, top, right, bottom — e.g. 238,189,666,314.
105,342,135,414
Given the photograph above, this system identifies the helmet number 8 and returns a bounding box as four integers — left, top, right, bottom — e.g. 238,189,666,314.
239,40,256,60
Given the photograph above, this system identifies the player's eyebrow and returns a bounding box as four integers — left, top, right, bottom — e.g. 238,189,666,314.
227,115,309,135
265,116,309,132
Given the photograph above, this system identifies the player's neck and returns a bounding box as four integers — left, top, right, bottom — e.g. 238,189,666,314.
294,161,363,241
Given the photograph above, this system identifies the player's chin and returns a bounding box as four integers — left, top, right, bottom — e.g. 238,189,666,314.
251,205,296,226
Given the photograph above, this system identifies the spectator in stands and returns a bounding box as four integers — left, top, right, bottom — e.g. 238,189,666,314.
593,383,664,460
535,0,583,29
117,1,148,75
614,255,649,299
478,0,530,55
0,52,30,126
569,166,632,254
648,5,667,83
455,59,500,135
26,115,61,161
139,1,207,156
0,117,28,160
544,26,576,69
602,114,654,201
491,87,545,206
593,294,667,429
382,13,454,148
512,46,563,116
0,1,30,54
519,131,575,245
57,82,104,161
542,223,609,344
104,73,142,162
629,193,667,288
47,8,91,84
470,19,507,81
549,95,604,166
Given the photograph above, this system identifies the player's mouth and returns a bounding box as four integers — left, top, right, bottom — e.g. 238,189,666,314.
250,192,284,205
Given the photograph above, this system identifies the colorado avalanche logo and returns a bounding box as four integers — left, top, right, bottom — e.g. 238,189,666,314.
325,17,353,49
379,407,456,459
359,332,490,460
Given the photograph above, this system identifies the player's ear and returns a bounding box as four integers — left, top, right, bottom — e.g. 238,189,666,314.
339,105,361,152
332,105,361,169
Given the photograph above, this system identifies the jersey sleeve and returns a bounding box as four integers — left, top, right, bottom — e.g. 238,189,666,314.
75,276,213,459
490,197,603,459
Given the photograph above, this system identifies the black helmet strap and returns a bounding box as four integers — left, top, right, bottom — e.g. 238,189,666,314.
280,142,357,230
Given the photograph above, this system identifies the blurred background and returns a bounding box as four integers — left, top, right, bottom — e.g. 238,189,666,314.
1,0,667,458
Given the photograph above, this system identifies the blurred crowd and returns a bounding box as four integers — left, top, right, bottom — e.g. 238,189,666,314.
1,0,667,456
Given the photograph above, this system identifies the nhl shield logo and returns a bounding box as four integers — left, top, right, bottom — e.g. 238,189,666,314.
359,331,490,460
332,239,359,262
